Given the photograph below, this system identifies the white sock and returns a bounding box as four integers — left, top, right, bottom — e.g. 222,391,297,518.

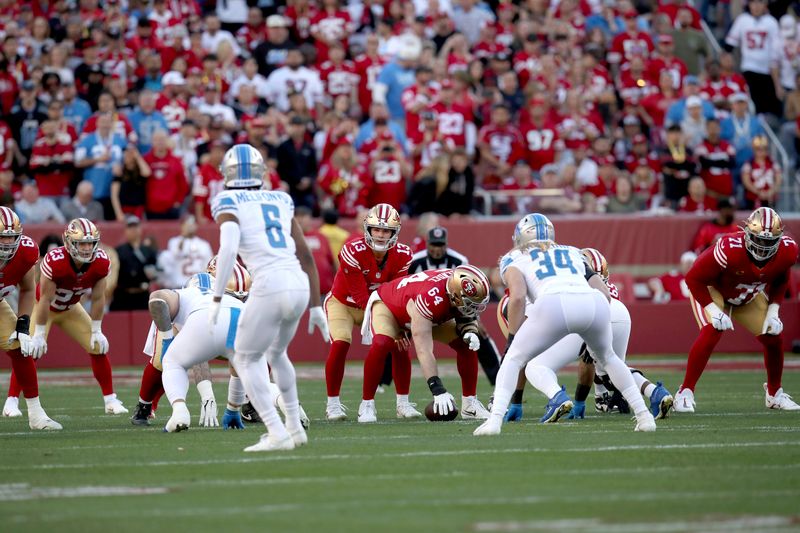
327,396,340,405
25,396,43,415
233,352,289,437
642,382,656,398
490,353,526,418
525,364,562,399
396,394,409,405
228,375,246,407
162,363,190,405
268,351,302,432
138,397,152,405
103,393,118,403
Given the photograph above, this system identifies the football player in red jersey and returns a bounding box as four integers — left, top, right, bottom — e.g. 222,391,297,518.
7,219,128,415
324,203,418,420
357,266,492,422
0,207,61,429
676,207,800,412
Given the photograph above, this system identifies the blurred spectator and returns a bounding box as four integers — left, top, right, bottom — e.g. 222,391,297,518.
254,15,296,78
318,141,365,217
362,132,412,211
30,120,74,199
82,91,135,142
660,125,696,209
157,216,213,289
741,135,782,209
720,92,765,170
354,103,407,151
265,47,324,113
193,139,227,222
202,14,241,56
681,96,707,150
128,90,169,154
74,112,126,219
14,180,65,224
498,160,538,215
678,177,717,214
478,103,523,186
171,119,199,184
690,198,739,253
143,130,189,220
61,80,92,134
672,8,712,75
780,72,800,168
411,211,441,253
452,1,495,46
537,164,583,214
112,144,151,222
196,84,237,131
374,35,421,122
607,175,644,214
8,80,46,175
295,206,334,295
318,209,350,265
437,149,475,216
60,181,104,222
277,116,318,209
230,58,269,101
111,215,158,311
694,119,735,199
649,251,697,303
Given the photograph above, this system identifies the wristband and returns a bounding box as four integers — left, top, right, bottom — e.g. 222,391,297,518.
427,376,447,396
15,315,30,335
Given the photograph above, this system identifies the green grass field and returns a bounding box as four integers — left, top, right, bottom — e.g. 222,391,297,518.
1,362,799,533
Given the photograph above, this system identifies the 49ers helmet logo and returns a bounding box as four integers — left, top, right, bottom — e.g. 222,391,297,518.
461,278,477,297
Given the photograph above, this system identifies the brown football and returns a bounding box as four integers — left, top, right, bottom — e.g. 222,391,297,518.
424,401,459,421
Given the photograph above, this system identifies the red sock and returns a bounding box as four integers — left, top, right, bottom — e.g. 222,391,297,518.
325,340,350,397
392,348,411,395
90,354,114,396
451,340,478,397
759,334,784,395
362,334,394,400
5,349,38,398
681,325,723,392
138,361,163,403
152,389,164,412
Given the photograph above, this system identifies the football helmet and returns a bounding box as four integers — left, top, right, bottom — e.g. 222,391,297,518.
513,213,555,248
63,218,100,264
446,265,490,318
206,256,252,300
220,144,265,189
0,206,23,261
363,203,401,252
743,207,783,261
581,248,609,281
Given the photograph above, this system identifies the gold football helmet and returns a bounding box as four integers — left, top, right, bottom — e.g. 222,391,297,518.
581,248,609,281
0,206,23,261
63,218,100,264
743,207,783,261
446,265,490,318
363,203,401,252
206,256,252,301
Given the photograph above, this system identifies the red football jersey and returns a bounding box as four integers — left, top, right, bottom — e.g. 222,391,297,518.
691,221,739,254
378,269,458,327
318,59,358,98
657,271,689,301
606,280,621,301
477,124,524,167
743,158,781,202
39,246,111,311
193,163,224,220
361,159,407,211
608,31,654,64
0,236,38,301
686,231,798,307
431,102,473,148
520,121,563,171
693,139,735,197
353,54,386,113
331,237,412,309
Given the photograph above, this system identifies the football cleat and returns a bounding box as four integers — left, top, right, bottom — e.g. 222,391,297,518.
764,383,800,410
244,432,295,452
461,396,490,420
634,411,657,432
594,392,611,412
104,398,129,415
357,399,377,423
326,398,348,421
607,390,630,414
130,402,152,426
29,412,62,431
3,397,22,417
504,403,523,422
289,427,308,447
674,388,696,413
566,400,585,420
473,416,502,436
299,404,310,429
241,401,262,423
540,387,573,423
396,400,423,419
164,402,191,432
649,382,674,419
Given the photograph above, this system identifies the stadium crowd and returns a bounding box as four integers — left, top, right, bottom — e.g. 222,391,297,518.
0,0,797,221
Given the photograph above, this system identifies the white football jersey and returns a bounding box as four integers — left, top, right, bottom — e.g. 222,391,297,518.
500,244,592,302
211,189,300,278
726,13,781,75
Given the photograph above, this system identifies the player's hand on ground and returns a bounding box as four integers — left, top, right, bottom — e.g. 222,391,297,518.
504,403,523,422
433,392,455,415
222,408,245,430
199,398,219,427
308,306,330,341
704,303,733,331
207,300,221,327
463,332,480,351
29,331,47,359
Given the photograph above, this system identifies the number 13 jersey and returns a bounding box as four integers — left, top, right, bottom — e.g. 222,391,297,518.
211,189,300,277
39,246,111,311
500,245,591,302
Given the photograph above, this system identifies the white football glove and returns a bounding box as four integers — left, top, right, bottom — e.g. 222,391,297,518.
463,332,480,351
7,331,33,354
761,303,783,335
90,321,109,354
308,306,330,341
199,397,219,427
433,392,456,415
704,303,733,331
207,300,221,327
29,330,47,360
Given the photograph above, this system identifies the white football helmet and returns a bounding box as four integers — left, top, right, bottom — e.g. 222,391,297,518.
63,218,100,264
513,213,555,248
743,207,783,261
581,248,609,281
219,144,265,189
363,203,401,252
446,265,490,318
0,206,23,261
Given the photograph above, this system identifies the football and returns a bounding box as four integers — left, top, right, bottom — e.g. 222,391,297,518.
424,401,459,421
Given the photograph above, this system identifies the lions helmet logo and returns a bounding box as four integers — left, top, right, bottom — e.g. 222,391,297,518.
461,278,477,297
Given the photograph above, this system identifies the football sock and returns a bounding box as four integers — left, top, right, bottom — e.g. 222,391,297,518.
629,369,655,397
602,356,648,416
152,390,163,412
489,350,526,419
476,333,501,386
511,389,525,404
232,352,288,437
396,394,409,406
25,396,44,416
524,364,561,399
90,354,114,396
574,383,592,402
6,349,38,399
759,334,784,396
267,350,302,431
161,360,189,404
362,334,394,401
138,361,164,403
380,353,393,386
324,340,350,397
681,325,722,392
452,340,478,397
228,375,246,407
392,349,411,395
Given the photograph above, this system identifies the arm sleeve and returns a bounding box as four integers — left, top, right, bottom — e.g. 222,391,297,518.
684,246,724,306
213,221,241,299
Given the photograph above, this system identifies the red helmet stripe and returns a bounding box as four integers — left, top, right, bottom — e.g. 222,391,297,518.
459,265,489,295
0,207,11,228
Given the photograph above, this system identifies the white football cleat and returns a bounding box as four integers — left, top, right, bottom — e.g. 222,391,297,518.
396,400,423,419
3,397,22,417
764,383,800,410
673,388,695,413
105,398,129,415
289,427,308,447
29,411,63,431
326,398,348,421
461,396,491,420
299,404,310,429
164,402,191,432
634,412,657,432
244,432,295,452
473,417,502,436
357,399,377,423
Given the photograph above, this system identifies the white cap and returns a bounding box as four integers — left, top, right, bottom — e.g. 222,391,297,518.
266,14,289,28
162,71,186,86
397,34,422,61
686,95,702,108
780,15,797,38
731,92,748,103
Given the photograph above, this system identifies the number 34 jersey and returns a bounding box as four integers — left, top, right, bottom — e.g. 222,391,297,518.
0,235,39,301
499,245,592,302
39,246,111,311
211,189,299,277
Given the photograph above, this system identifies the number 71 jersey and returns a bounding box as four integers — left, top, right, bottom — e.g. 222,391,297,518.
499,245,591,301
39,246,111,311
211,189,300,276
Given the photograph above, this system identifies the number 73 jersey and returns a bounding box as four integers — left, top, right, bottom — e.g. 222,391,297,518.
39,246,111,311
499,245,592,301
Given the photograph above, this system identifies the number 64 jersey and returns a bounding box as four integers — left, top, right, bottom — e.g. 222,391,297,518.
499,245,593,302
39,246,111,311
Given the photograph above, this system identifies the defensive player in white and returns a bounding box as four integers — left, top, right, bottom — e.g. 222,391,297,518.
209,144,329,452
475,214,657,436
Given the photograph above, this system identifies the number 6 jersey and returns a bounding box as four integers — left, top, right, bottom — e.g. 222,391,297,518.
39,246,111,311
499,245,592,302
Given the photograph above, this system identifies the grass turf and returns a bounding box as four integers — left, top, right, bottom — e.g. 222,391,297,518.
1,363,799,533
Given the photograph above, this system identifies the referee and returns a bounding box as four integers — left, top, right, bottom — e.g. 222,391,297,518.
408,226,468,273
